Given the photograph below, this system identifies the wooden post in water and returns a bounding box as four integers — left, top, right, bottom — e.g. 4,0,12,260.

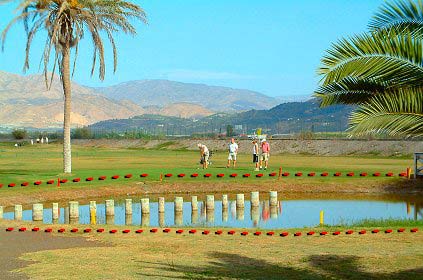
14,205,22,221
0,206,3,219
222,194,228,209
125,199,133,215
174,197,183,212
206,195,215,212
52,203,59,222
191,196,198,212
32,203,43,222
236,194,245,208
69,201,79,224
251,192,260,208
269,191,278,207
141,198,150,214
89,201,96,225
105,200,114,225
158,197,165,213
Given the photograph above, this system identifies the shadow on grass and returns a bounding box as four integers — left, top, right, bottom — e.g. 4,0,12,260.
136,252,423,280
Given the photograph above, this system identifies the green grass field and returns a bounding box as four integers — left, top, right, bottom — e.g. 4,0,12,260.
0,142,414,187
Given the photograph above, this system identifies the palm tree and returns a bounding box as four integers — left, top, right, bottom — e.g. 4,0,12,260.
1,0,147,173
315,0,423,138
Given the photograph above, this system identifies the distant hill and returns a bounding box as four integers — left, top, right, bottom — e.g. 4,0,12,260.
90,99,354,134
0,71,282,128
0,71,145,128
96,79,278,112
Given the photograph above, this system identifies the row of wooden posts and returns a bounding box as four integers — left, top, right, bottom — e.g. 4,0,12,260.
0,191,279,226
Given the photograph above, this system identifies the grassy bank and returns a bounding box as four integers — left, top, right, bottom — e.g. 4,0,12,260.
1,219,421,279
0,142,420,206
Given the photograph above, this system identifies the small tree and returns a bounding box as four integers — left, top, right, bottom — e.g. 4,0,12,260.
226,125,234,137
72,127,92,139
12,129,28,140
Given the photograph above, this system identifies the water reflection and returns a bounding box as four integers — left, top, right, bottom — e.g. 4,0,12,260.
2,199,422,229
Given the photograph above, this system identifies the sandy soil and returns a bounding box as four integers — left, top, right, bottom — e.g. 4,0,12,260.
0,227,105,279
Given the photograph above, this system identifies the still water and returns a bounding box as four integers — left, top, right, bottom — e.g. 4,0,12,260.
3,198,422,228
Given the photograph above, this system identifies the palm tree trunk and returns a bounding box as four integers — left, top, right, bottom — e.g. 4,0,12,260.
62,45,72,174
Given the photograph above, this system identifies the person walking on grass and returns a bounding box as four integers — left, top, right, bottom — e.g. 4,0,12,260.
252,139,259,171
198,143,210,169
260,139,270,170
227,138,238,168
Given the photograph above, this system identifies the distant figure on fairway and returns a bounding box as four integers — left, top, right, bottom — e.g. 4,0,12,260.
41,137,44,144
260,139,270,170
252,139,259,171
227,138,238,168
198,143,209,169
45,136,49,144
30,139,34,145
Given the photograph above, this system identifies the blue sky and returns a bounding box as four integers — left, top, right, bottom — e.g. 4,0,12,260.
0,0,385,97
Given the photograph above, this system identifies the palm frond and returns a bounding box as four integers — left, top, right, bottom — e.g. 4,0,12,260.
369,0,423,38
318,30,423,87
349,90,423,138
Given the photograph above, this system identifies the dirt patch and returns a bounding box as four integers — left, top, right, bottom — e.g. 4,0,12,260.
0,227,106,279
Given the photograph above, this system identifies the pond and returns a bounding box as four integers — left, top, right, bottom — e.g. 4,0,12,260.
3,195,422,228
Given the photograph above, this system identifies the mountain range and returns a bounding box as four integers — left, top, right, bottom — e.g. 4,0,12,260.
0,71,288,128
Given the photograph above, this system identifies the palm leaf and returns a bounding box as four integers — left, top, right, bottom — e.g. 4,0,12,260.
349,90,423,138
318,31,423,87
369,0,423,38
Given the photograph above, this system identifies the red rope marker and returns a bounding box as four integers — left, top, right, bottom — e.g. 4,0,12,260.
34,181,42,186
334,172,341,177
215,230,223,235
97,228,105,233
8,183,16,187
109,229,117,234
112,175,120,179
202,230,210,235
385,229,393,234
140,173,149,178
217,173,225,178
176,229,184,234
135,229,143,234
21,182,29,186
122,229,131,234
269,172,277,177
73,178,81,183
189,229,197,234
58,228,65,233
347,172,354,177
177,174,186,178
320,231,328,236
83,229,92,233
47,180,55,185
45,228,52,233
359,230,366,235
71,228,79,233
266,231,275,236
241,231,249,236
307,231,315,236
346,230,354,235
32,227,40,232
256,173,264,178
86,177,94,181
411,228,418,233
295,172,303,177
254,231,262,236
6,227,14,232
124,174,133,178
307,172,315,177
360,172,368,177
398,228,405,233
371,229,380,234
282,172,290,177
294,232,302,237
333,231,341,236
280,232,289,237
19,227,27,232
99,176,107,180
242,173,251,177
228,230,236,235
150,228,158,233
163,228,171,233
321,172,329,177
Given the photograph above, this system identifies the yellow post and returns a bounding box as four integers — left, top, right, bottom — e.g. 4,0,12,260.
407,167,411,179
320,210,324,225
89,201,96,225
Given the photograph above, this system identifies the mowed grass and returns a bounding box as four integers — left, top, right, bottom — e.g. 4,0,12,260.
8,220,422,280
0,142,417,202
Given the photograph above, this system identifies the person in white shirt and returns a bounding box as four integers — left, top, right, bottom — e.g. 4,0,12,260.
197,143,209,169
252,139,259,171
227,138,238,168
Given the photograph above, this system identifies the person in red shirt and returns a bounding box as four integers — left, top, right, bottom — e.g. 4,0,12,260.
260,139,270,170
